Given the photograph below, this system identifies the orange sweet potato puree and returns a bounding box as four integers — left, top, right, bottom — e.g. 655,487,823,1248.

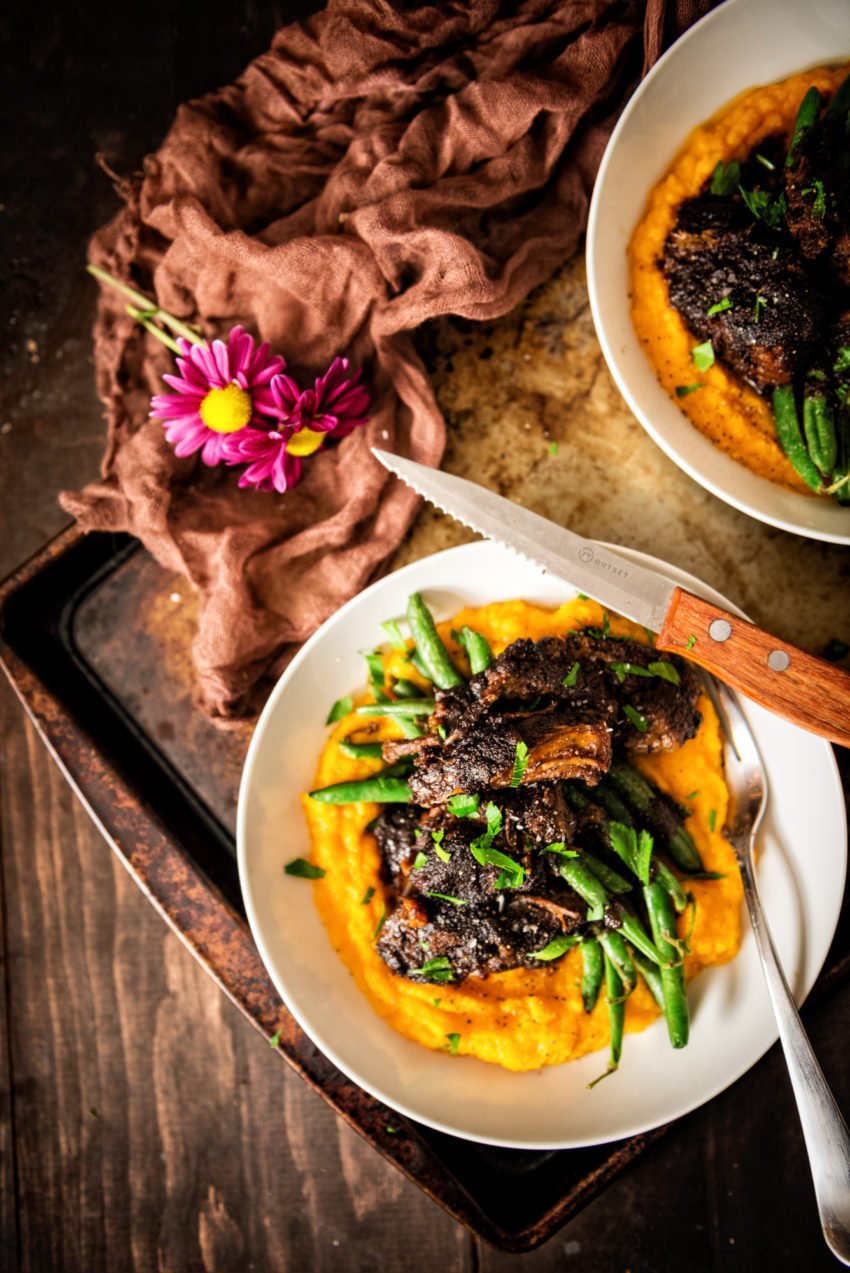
629,65,849,494
301,599,743,1072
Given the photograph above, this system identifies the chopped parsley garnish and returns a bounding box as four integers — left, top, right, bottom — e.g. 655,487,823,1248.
648,660,681,685
326,695,354,724
823,638,849,662
360,886,376,905
584,612,611,639
608,821,637,872
685,790,698,800
707,297,733,317
686,634,697,650
510,740,529,788
380,619,407,649
753,294,767,324
606,822,651,883
532,934,579,961
412,956,455,983
432,829,451,863
807,368,827,382
675,383,702,397
624,705,648,733
284,858,326,879
576,592,589,600
739,186,787,228
412,851,428,869
548,441,559,456
610,660,679,686
834,347,850,374
611,661,655,682
708,809,717,832
469,802,501,854
444,1032,461,1055
755,151,776,171
386,1126,397,1134
802,179,827,218
373,906,387,939
432,998,441,1007
543,841,578,859
426,892,467,906
709,159,741,196
562,662,580,688
635,828,654,885
447,793,480,818
692,340,715,371
269,1029,282,1048
481,846,525,887
437,725,447,741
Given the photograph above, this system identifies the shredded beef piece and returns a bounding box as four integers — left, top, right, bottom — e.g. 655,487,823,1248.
662,196,825,394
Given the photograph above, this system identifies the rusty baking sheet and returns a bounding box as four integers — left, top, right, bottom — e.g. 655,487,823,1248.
2,526,849,1252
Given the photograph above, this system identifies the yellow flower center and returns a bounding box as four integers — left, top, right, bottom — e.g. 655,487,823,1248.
286,427,325,457
198,384,253,434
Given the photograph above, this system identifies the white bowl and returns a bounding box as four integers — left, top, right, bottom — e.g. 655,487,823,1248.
587,0,850,544
237,541,846,1149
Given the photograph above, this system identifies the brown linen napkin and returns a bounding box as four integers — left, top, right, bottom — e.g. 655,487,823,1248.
60,0,712,721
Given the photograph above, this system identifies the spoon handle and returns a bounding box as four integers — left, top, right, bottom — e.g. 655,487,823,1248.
739,848,850,1266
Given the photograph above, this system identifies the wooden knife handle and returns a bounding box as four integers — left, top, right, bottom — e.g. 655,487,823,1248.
657,588,850,748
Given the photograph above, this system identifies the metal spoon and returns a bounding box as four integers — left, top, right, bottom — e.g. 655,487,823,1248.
716,680,850,1265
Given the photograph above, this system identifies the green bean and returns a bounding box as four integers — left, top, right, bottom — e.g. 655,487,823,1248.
604,952,624,1069
825,71,850,120
581,939,603,1013
356,699,436,718
397,716,425,740
666,828,703,874
591,779,634,826
653,861,688,914
309,776,413,804
339,739,385,759
772,385,822,491
409,649,432,682
803,392,838,475
457,625,493,674
392,678,426,699
644,882,690,1049
559,861,663,964
608,760,703,872
558,860,608,917
786,86,822,167
581,851,632,896
406,593,463,690
631,949,665,1009
614,909,665,967
597,930,637,998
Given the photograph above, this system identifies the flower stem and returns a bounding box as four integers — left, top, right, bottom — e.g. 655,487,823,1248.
126,306,181,354
87,263,205,346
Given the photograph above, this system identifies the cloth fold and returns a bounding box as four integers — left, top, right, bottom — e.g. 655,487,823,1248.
61,0,712,720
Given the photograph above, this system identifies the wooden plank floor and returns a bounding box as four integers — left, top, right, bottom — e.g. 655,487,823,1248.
2,3,850,1270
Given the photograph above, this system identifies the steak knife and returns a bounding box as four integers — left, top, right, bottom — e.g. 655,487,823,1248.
373,450,850,748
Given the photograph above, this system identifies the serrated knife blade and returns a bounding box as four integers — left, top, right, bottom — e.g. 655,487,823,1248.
373,450,850,747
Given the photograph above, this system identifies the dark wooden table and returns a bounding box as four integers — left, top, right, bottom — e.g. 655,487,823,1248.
2,4,849,1270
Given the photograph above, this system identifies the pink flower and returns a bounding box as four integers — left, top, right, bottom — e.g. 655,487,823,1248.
223,356,372,494
221,427,303,494
150,326,285,465
268,356,371,447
